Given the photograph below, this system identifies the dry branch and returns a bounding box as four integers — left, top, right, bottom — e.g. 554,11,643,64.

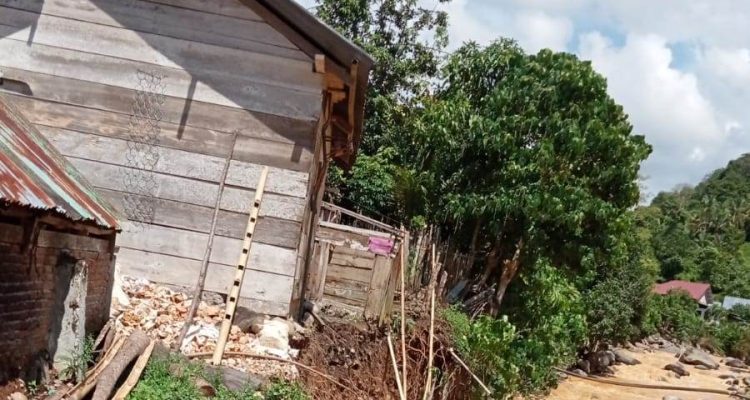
92,330,151,400
448,348,492,396
422,288,436,400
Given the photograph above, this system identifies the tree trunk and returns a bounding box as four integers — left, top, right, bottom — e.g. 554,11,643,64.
492,238,524,315
91,330,151,400
466,217,482,272
479,236,502,285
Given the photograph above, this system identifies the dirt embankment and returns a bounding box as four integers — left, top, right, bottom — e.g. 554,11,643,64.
546,349,745,400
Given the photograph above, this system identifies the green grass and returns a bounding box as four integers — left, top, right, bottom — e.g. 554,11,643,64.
127,355,307,400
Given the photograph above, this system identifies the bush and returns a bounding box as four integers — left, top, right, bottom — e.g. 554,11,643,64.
641,291,707,343
444,261,587,398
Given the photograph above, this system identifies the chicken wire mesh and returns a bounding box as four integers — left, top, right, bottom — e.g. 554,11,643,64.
122,69,166,230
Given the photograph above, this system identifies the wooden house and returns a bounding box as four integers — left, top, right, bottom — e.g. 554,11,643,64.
0,93,120,382
0,0,373,317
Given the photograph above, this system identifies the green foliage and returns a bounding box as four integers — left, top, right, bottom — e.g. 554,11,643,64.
444,262,587,398
263,381,309,400
60,335,95,383
128,355,294,400
642,292,706,343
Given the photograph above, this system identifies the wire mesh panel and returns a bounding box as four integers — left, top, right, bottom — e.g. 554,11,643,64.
122,69,166,230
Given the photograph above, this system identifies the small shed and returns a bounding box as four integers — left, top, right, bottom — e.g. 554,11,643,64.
653,280,713,306
0,94,119,383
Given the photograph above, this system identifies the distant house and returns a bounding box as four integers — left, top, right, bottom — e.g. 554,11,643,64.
0,94,120,382
653,280,713,306
723,296,750,310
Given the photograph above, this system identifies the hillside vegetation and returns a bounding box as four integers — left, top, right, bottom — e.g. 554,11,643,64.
638,154,750,297
310,0,749,397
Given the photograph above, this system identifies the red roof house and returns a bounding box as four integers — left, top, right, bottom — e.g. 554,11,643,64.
653,280,713,306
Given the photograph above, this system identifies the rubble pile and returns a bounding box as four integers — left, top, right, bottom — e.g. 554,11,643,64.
112,277,297,379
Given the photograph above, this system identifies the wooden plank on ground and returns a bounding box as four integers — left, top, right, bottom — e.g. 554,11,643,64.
365,255,392,319
1,72,316,147
115,222,297,275
116,248,293,310
0,37,321,119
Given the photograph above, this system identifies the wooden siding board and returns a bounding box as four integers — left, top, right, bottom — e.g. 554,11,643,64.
0,9,317,92
0,36,321,119
116,222,297,276
0,0,305,59
41,127,310,197
66,158,307,220
1,70,317,147
100,189,300,249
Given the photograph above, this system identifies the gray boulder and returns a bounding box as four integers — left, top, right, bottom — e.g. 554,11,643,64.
570,368,588,377
680,348,719,370
725,357,747,368
613,349,641,366
664,363,690,377
694,364,710,370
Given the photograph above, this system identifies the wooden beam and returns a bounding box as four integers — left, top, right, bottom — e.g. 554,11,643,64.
321,202,401,236
314,54,326,74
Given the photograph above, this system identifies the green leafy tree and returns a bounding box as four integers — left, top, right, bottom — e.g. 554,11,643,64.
313,0,450,220
409,40,651,310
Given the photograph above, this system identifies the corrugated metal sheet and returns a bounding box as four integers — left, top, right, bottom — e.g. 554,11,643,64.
723,296,750,310
0,94,119,229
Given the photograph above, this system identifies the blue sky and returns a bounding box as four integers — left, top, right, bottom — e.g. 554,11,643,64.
298,0,750,197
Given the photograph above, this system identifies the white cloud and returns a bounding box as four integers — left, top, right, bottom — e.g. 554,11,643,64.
512,11,573,53
578,33,726,192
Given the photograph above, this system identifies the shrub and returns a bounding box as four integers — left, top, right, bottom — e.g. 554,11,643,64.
642,291,706,343
263,380,309,400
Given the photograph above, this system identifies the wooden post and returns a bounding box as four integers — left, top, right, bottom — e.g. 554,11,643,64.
176,133,237,350
211,167,269,366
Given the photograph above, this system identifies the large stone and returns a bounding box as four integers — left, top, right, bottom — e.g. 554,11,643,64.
725,357,747,368
234,307,266,334
257,319,290,352
680,348,719,370
664,363,690,377
570,369,588,377
613,349,641,366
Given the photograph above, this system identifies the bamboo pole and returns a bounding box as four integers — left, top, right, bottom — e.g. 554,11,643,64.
387,332,406,400
176,133,238,350
422,288,436,400
399,228,408,398
448,348,492,396
212,167,269,365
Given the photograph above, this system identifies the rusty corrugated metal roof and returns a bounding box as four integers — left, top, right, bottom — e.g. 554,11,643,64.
0,94,119,230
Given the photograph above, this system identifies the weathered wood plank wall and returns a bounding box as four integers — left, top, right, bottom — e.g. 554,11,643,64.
0,0,323,315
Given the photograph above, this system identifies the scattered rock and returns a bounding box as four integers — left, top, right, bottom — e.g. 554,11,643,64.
725,357,747,368
570,369,588,377
577,359,591,374
234,307,266,334
257,319,291,353
694,364,710,370
719,374,737,380
613,349,641,365
729,385,740,392
9,392,27,400
662,395,682,400
680,348,719,369
743,377,750,386
664,363,690,377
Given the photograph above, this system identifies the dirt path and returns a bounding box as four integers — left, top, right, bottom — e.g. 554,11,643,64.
546,349,743,400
